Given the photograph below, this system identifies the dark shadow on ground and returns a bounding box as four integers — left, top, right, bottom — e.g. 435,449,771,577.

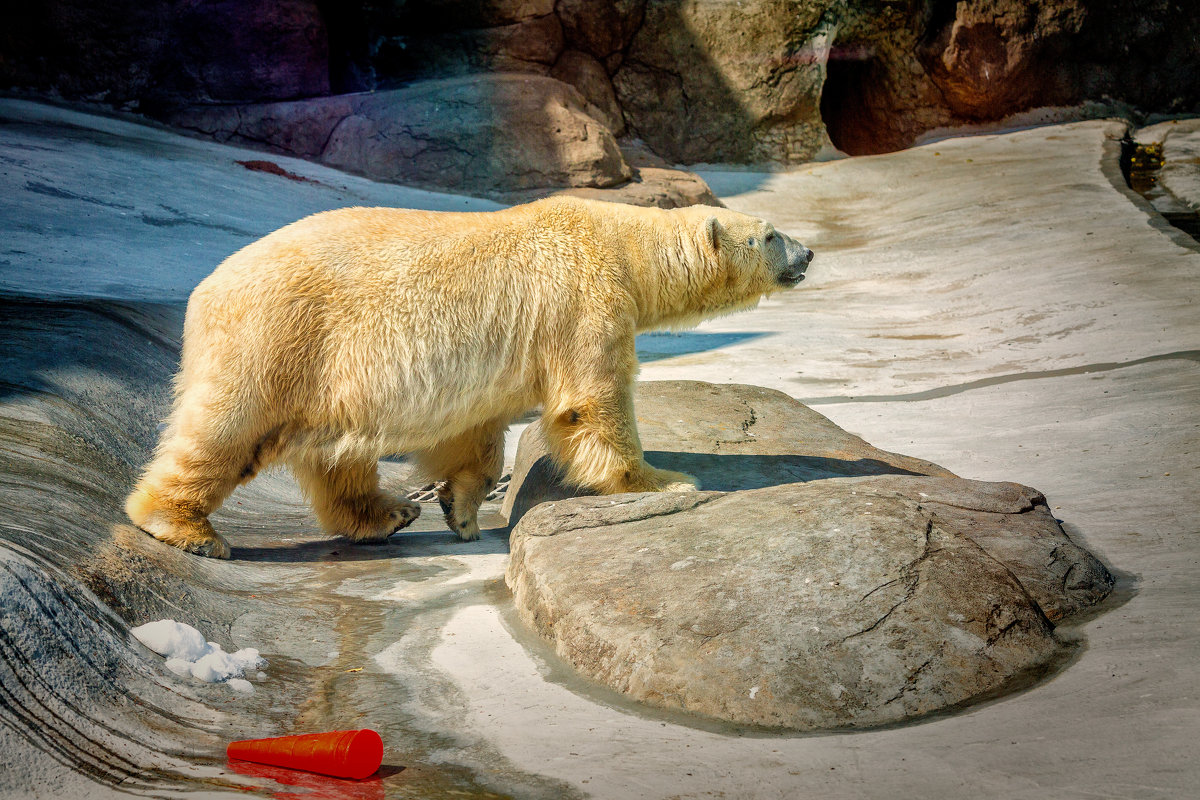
645,451,926,493
505,450,929,527
228,521,510,563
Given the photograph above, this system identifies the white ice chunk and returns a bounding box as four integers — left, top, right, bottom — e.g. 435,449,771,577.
227,678,255,694
132,619,266,686
131,619,209,661
189,646,266,683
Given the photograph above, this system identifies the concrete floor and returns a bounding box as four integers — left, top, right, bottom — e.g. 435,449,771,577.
2,100,1198,798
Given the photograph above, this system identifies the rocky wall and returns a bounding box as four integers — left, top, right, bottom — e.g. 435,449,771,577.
3,2,1197,190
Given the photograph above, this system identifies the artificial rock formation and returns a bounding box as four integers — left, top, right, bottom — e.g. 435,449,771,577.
170,74,631,195
505,381,1114,729
6,1,1197,170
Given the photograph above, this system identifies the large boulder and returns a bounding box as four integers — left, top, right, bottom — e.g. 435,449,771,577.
170,74,632,195
502,166,723,209
504,381,1114,729
916,0,1086,120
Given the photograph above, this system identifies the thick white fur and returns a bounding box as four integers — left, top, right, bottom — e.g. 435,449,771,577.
125,196,799,558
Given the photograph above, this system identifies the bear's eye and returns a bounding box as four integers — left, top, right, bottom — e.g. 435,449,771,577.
765,233,776,243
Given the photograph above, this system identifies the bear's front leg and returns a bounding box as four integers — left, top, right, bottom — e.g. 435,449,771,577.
290,455,420,542
413,419,506,542
543,384,699,495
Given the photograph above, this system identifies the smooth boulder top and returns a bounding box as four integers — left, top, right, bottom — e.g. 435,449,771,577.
505,381,1114,730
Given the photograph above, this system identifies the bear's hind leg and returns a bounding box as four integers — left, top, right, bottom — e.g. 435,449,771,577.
290,455,420,542
413,420,505,542
125,427,255,559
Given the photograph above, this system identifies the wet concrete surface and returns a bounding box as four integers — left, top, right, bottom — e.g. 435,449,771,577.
2,100,1199,798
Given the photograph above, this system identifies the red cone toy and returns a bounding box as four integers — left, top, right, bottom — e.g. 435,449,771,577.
226,729,383,780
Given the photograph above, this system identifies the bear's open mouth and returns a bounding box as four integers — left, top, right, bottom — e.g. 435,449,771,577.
778,270,806,287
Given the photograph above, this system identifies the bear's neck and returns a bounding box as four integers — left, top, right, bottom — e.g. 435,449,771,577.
594,210,715,332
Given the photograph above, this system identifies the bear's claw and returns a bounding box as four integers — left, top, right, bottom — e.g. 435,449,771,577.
389,500,421,531
340,496,420,543
435,481,482,542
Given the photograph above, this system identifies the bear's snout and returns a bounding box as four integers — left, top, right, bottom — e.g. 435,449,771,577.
777,233,813,287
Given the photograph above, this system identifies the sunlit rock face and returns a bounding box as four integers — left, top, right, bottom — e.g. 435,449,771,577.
611,0,835,165
917,1,1086,121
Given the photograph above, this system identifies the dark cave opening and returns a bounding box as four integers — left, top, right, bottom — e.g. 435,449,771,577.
819,51,882,156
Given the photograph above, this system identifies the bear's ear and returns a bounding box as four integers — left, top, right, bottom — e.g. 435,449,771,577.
704,216,722,254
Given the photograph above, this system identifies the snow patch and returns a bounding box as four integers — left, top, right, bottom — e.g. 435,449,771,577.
132,619,266,691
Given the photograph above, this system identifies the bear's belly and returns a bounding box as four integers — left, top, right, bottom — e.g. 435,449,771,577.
304,365,536,459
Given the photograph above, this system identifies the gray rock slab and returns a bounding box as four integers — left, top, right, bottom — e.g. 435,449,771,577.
1158,119,1200,212
504,382,1113,729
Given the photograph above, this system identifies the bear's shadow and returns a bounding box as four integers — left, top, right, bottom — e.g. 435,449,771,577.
644,451,927,492
228,452,924,562
501,451,931,529
227,524,511,563
634,331,768,364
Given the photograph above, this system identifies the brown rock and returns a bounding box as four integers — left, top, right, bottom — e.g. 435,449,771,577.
399,13,564,78
504,166,724,209
504,380,1115,729
562,167,723,208
918,0,1085,120
171,75,632,195
456,0,556,25
557,0,647,59
551,50,625,135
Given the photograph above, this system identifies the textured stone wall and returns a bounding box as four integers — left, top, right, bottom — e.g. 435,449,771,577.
3,1,1195,166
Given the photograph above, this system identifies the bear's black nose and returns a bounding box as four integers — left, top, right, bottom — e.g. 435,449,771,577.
803,248,814,263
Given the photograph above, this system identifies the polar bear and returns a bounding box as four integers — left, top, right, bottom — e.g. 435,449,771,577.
125,196,813,558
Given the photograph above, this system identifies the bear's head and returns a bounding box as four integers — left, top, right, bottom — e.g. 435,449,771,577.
673,207,813,321
706,209,812,289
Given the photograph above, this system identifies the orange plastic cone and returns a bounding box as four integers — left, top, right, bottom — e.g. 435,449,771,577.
226,729,383,780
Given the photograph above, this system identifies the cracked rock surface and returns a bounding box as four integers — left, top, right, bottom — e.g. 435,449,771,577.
505,381,1113,729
